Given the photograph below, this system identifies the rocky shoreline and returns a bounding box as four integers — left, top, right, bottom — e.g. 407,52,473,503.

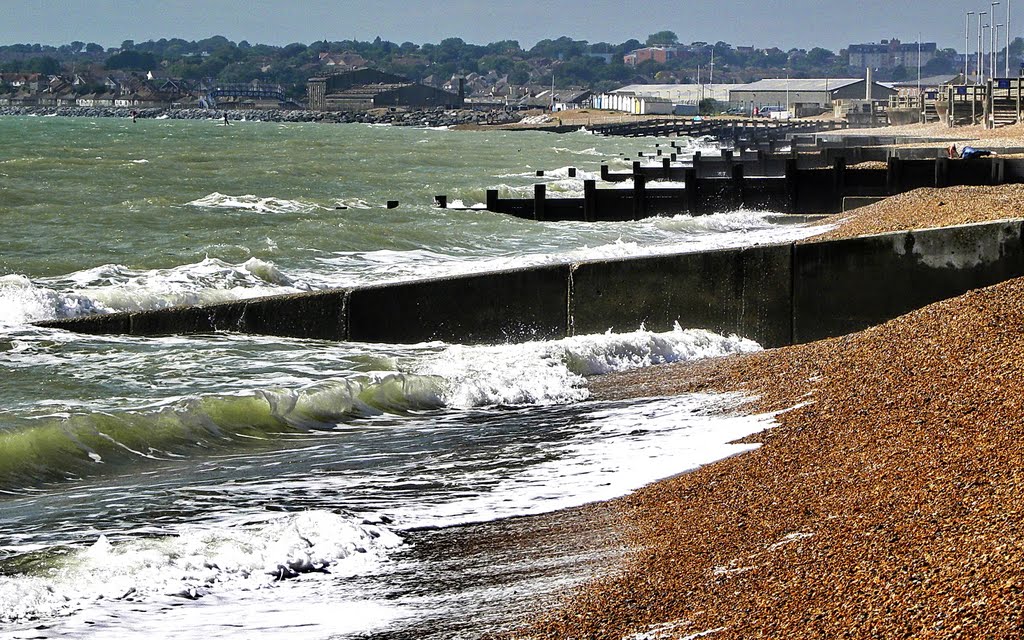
514,190,1024,638
0,105,524,127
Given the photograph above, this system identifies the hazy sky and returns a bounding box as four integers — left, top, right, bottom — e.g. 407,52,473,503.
0,0,1009,51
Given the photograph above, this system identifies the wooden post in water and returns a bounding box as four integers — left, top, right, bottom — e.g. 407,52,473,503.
534,183,546,221
583,179,596,222
784,158,799,213
662,157,671,180
633,174,647,220
568,167,577,177
434,195,448,208
684,168,699,214
731,164,745,209
600,165,610,181
486,189,499,212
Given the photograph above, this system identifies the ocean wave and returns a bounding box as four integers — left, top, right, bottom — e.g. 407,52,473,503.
0,510,399,623
0,371,449,490
416,324,760,408
0,257,305,325
186,192,326,215
0,325,756,490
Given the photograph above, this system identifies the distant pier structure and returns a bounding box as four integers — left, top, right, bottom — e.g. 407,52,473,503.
307,69,464,111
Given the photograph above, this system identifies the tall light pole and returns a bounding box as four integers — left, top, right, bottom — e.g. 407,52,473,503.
980,11,988,82
996,24,1005,77
967,10,976,81
993,2,1002,78
918,34,923,122
785,68,790,113
1007,0,1012,77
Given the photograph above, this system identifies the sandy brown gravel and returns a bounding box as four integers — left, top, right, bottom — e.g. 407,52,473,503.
808,184,1024,242
518,272,1024,640
834,120,1024,150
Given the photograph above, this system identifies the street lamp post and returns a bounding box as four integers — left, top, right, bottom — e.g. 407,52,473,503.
993,2,1002,78
918,35,923,122
785,69,790,115
980,11,988,82
996,24,1005,77
1007,0,1012,77
967,10,976,81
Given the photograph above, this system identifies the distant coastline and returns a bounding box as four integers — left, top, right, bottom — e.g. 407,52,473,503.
0,105,523,127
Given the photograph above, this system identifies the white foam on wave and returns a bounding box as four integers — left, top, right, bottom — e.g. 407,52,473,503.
313,210,825,288
398,392,777,528
416,324,760,408
0,274,110,326
187,192,325,215
74,257,304,314
0,510,400,624
1,257,306,325
441,199,486,210
551,146,605,157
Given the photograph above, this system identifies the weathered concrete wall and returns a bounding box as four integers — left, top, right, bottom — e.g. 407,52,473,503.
39,220,1024,351
793,220,1024,342
348,265,571,344
570,244,792,348
40,291,348,340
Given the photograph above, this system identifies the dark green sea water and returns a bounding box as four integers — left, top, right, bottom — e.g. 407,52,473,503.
0,115,815,638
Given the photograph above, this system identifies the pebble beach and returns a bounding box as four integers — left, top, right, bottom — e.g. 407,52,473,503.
513,181,1024,639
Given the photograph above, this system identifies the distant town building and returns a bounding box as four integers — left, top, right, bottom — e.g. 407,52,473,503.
593,91,674,114
307,68,463,111
318,52,368,70
609,84,733,105
624,46,682,66
728,78,897,112
848,39,937,69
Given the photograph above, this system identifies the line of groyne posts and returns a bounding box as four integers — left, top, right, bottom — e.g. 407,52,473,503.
436,141,1024,221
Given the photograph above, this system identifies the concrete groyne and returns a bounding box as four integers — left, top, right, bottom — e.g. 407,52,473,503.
38,218,1024,349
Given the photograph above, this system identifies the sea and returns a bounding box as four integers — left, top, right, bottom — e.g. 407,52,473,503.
0,114,824,638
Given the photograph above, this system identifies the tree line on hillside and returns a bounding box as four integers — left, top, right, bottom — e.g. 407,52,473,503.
2,31,1018,101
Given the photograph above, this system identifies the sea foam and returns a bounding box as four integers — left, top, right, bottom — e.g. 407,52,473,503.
0,510,399,623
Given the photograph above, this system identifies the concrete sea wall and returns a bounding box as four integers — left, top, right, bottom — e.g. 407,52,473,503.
38,219,1024,348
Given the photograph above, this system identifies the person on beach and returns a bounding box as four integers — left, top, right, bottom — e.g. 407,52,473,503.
959,145,993,159
223,112,230,125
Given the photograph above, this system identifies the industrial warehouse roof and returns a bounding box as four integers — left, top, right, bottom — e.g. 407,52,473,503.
611,84,732,103
888,74,963,88
730,78,863,92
